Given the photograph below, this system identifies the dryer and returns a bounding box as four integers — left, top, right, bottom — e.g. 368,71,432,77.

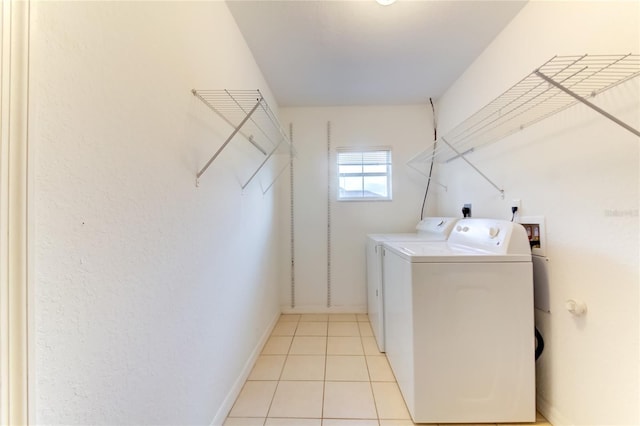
382,218,535,424
366,217,457,352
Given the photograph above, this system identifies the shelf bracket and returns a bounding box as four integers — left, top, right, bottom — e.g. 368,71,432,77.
534,70,640,138
196,97,262,180
440,137,505,198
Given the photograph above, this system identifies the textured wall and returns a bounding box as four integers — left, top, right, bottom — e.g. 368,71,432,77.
279,106,437,312
30,2,282,424
436,1,640,425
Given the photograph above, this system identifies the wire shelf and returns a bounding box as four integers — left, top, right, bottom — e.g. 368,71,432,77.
192,89,294,193
410,54,640,168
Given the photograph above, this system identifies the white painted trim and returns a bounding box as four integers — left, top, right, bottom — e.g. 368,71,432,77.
537,393,572,426
0,0,8,408
210,311,281,426
280,305,367,315
0,0,30,424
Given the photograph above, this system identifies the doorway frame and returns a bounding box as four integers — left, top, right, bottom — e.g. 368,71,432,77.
1,0,31,424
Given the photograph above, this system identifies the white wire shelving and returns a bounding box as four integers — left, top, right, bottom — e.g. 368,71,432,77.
192,89,294,193
408,54,640,197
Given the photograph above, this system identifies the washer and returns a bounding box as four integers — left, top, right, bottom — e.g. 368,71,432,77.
366,217,458,352
382,218,535,424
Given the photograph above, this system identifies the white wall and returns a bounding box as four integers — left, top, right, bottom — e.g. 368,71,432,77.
30,2,283,424
279,106,436,313
436,1,640,425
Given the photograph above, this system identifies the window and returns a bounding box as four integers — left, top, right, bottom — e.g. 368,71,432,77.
337,148,392,201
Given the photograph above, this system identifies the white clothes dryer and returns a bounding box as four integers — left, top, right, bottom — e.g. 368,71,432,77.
382,218,535,424
366,217,458,352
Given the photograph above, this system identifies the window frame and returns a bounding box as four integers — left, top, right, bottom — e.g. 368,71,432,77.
336,147,393,202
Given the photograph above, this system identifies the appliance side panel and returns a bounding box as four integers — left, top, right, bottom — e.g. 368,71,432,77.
366,239,384,351
412,262,535,423
382,248,415,415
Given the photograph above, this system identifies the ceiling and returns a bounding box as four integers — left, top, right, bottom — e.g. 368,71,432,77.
226,0,527,107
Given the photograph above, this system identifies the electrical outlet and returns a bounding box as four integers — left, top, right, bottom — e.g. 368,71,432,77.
512,199,521,209
463,203,472,217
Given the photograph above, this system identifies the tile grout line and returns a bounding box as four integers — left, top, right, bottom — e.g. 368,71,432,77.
263,316,298,426
321,318,329,424
360,322,382,426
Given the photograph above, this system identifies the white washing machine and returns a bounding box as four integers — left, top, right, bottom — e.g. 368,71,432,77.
382,218,535,424
366,217,457,352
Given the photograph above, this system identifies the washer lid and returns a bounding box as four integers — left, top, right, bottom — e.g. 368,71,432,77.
383,241,531,263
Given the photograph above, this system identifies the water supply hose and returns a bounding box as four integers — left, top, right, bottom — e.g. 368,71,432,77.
535,327,544,361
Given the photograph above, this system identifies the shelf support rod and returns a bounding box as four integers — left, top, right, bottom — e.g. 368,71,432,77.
225,89,271,155
534,70,640,138
420,175,447,191
192,90,267,156
196,98,262,179
440,137,504,198
406,149,447,190
406,163,447,190
260,158,290,194
240,141,281,190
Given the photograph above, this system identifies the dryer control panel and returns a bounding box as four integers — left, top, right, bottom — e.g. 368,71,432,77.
415,217,458,237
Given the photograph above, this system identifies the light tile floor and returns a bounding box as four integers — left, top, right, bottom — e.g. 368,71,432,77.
224,314,552,426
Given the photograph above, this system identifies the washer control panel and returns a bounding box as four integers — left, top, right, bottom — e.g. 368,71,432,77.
449,218,530,255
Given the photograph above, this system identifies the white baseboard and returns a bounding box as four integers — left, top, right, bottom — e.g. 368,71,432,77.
280,304,367,314
537,393,571,426
210,311,281,426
